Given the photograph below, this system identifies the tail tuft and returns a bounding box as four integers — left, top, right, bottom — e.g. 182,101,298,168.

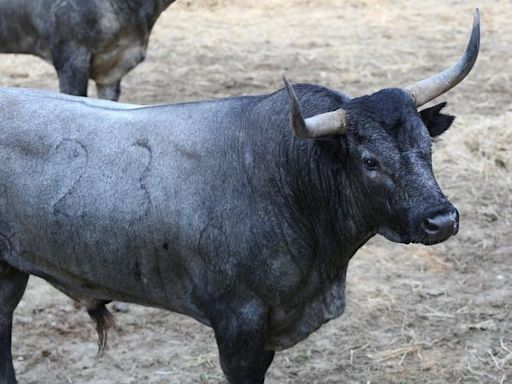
87,304,116,355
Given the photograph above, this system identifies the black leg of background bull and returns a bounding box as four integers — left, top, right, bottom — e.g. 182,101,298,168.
0,264,29,384
210,299,275,384
96,81,121,101
52,43,91,97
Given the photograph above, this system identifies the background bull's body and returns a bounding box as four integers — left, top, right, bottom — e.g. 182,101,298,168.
0,0,175,100
0,86,356,352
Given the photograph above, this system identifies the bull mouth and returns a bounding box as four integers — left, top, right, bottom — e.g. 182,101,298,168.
414,229,459,246
377,221,459,246
377,225,412,244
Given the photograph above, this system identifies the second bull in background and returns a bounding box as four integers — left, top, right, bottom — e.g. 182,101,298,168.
0,0,176,100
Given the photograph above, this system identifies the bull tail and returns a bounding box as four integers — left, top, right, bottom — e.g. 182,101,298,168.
87,303,116,355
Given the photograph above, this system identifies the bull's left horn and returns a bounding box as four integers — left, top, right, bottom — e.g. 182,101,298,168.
283,75,348,139
406,8,480,107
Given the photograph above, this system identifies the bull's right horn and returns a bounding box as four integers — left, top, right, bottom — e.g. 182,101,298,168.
283,75,348,139
405,9,480,107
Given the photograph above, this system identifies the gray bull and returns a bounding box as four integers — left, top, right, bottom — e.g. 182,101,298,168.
0,0,176,100
0,11,479,384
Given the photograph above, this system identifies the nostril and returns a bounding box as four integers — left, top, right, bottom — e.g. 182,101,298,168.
422,217,439,233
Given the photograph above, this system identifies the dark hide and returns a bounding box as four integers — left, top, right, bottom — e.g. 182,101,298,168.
0,82,461,383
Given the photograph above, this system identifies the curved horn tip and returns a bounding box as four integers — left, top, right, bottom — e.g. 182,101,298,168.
282,74,312,139
405,9,481,107
470,8,480,50
282,74,298,103
282,74,290,89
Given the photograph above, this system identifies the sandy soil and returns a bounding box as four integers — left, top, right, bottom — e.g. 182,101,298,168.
1,1,511,383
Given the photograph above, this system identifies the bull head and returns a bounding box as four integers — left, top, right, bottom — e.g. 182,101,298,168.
282,9,481,246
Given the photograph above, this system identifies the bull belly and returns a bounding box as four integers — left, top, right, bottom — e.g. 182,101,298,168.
0,224,208,324
0,32,42,56
0,4,47,56
91,43,147,84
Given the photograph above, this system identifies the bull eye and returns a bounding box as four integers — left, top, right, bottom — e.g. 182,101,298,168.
363,157,379,171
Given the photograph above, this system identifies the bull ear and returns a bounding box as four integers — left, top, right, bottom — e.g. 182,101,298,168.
420,102,455,137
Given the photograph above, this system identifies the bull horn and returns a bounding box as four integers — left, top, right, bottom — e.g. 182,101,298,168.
283,75,348,139
406,8,480,107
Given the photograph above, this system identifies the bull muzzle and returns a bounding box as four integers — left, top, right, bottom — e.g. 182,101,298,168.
419,206,459,244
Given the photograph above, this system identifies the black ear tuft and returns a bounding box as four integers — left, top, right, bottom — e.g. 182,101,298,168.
420,102,455,137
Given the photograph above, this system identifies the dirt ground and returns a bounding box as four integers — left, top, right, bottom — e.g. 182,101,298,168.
0,0,511,383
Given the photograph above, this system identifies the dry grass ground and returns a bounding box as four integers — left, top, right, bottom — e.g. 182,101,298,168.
0,0,511,383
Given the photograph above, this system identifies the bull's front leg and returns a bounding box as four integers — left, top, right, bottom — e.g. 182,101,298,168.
51,42,91,97
210,298,275,384
96,80,121,101
0,264,29,384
